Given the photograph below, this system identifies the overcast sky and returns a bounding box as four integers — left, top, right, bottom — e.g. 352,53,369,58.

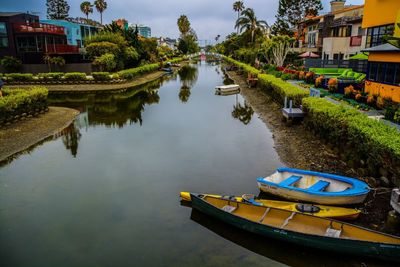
2,0,364,41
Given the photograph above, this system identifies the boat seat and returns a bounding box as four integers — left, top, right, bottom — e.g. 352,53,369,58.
308,180,330,192
279,175,302,187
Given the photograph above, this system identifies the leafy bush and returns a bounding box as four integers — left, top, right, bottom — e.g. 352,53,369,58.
92,72,112,81
86,42,119,59
0,56,22,72
0,87,48,123
5,73,34,81
93,53,117,72
302,97,400,178
258,74,308,105
64,72,87,81
38,72,64,80
118,63,159,79
281,73,291,80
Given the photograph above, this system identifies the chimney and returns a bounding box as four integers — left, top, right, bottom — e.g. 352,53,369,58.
330,1,346,13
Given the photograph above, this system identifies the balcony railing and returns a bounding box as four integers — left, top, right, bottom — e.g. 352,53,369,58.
350,35,362,47
13,23,65,35
45,44,79,54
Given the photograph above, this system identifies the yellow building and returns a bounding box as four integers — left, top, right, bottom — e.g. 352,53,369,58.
363,0,400,103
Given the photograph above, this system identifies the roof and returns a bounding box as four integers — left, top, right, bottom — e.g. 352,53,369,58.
0,12,24,17
301,5,363,24
362,43,400,53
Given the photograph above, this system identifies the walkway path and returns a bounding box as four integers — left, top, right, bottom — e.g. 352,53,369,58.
0,107,79,163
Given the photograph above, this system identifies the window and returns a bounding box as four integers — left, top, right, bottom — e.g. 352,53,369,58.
385,63,395,84
0,22,8,48
357,26,363,36
369,62,377,81
346,25,352,37
368,62,400,85
366,24,394,47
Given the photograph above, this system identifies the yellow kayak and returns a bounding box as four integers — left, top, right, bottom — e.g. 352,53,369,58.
180,192,361,220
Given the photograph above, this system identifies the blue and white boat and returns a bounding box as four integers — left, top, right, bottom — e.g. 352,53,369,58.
257,168,370,205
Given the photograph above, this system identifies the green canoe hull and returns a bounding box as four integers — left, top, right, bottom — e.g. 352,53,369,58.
191,194,400,262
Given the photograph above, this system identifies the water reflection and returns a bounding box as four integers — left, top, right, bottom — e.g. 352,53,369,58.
190,209,386,267
178,64,198,103
61,122,81,157
48,79,163,128
232,97,254,125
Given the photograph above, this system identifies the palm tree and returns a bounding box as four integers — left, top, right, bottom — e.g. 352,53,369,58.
233,1,245,33
94,0,107,25
80,1,93,20
235,8,268,43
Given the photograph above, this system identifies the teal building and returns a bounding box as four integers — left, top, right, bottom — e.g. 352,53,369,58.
40,19,100,47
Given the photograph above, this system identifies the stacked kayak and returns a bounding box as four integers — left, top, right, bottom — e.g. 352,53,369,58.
180,192,360,220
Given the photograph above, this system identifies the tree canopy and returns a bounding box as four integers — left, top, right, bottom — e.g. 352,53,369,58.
272,0,323,35
46,0,70,19
94,0,108,24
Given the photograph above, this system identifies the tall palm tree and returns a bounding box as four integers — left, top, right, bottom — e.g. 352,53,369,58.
235,8,268,43
80,1,93,20
94,0,107,25
233,1,245,34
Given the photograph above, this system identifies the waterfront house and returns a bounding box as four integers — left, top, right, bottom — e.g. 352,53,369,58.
293,1,366,60
0,12,80,64
40,19,100,47
362,0,400,103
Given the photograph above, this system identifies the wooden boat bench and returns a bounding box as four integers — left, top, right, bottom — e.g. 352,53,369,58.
308,180,330,192
325,222,344,238
279,175,302,187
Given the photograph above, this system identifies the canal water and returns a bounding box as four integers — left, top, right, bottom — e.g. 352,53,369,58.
0,63,389,267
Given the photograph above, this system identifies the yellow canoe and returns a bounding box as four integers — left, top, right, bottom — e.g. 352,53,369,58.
180,192,361,220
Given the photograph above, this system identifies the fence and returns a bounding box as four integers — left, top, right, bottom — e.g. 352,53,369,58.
305,59,368,73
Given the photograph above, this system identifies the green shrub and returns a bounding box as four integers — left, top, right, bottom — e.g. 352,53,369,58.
0,87,48,122
302,97,400,178
85,41,119,59
93,53,117,72
0,56,22,72
38,72,64,80
281,73,292,80
92,72,111,81
118,63,159,79
64,72,87,81
258,74,308,105
5,73,34,81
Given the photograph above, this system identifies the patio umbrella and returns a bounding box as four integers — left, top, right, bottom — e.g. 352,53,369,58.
299,51,320,58
349,52,369,60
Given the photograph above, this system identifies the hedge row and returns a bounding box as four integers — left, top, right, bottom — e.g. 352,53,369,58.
3,72,115,82
118,63,160,80
302,97,400,182
118,57,184,80
223,56,308,105
0,87,48,124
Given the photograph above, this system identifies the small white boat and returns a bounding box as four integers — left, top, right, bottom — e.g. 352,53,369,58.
215,84,240,93
257,168,370,205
